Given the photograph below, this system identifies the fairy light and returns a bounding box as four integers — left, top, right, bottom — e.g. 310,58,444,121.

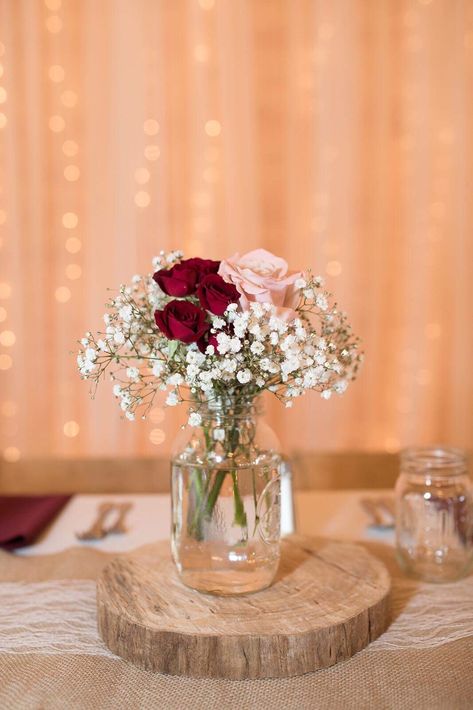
203,167,219,183
326,261,342,277
62,212,78,228
198,0,215,9
45,0,62,9
384,437,400,453
64,165,80,181
205,120,221,137
0,87,7,104
149,407,164,424
144,145,160,161
3,446,20,462
134,191,151,208
65,237,81,254
194,44,209,63
45,15,62,33
49,65,65,82
134,167,150,184
55,286,71,303
63,420,80,437
0,354,12,370
149,428,165,445
62,139,78,156
143,119,159,136
65,263,82,280
0,282,11,298
49,115,65,132
61,90,78,108
0,330,15,346
1,401,17,417
204,146,219,163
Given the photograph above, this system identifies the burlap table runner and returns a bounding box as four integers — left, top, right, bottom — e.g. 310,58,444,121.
1,542,472,710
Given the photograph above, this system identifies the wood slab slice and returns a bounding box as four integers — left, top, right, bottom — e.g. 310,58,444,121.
97,535,391,679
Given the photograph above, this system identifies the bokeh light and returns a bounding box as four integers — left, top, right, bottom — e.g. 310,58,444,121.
0,330,15,346
62,212,78,229
65,237,82,254
205,120,221,137
55,286,71,303
49,115,65,132
3,446,20,462
49,65,65,82
63,420,80,437
144,145,160,161
143,119,159,135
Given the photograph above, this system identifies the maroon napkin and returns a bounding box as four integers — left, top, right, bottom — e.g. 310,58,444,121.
0,496,71,551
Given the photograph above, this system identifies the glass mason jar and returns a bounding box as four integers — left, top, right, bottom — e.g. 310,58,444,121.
171,396,282,596
395,447,473,582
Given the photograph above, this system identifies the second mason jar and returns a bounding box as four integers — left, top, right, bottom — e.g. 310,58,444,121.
171,396,282,596
395,447,473,582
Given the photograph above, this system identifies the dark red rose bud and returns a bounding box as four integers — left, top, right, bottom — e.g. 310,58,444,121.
153,263,198,297
180,257,220,279
154,300,210,344
197,331,219,354
197,274,240,316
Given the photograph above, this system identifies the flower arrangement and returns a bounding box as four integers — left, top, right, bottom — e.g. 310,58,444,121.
77,248,363,423
78,249,362,593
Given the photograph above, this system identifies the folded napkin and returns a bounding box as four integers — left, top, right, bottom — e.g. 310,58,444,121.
0,496,71,551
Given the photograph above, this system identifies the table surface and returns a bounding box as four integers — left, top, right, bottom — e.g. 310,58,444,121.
2,489,472,710
15,489,395,556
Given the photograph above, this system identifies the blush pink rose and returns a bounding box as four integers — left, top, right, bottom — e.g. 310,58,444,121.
218,249,303,319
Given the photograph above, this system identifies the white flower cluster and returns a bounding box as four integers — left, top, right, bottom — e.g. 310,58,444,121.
77,253,362,425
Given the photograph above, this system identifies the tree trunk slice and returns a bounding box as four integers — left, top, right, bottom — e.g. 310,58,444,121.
96,535,391,679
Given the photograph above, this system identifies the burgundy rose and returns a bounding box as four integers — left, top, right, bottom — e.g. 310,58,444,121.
180,257,220,279
153,263,198,297
197,273,240,316
153,258,220,298
197,331,219,354
154,300,210,344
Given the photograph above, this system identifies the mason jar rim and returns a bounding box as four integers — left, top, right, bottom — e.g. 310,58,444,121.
193,394,263,419
401,446,468,475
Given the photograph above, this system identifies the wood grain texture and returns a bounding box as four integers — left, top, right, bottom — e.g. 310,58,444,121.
96,535,391,679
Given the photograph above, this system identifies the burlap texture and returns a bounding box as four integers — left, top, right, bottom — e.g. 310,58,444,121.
1,543,472,710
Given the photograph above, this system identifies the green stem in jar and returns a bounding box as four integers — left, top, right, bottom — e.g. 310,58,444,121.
252,467,260,536
188,468,205,540
231,471,248,529
203,470,227,520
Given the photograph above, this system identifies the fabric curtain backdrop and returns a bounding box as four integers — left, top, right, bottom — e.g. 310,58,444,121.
0,0,472,460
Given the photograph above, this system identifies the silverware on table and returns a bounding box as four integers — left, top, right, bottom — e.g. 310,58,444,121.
76,502,116,541
360,496,395,529
104,502,133,535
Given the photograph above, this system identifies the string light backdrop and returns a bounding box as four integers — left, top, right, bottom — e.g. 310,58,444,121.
0,0,472,460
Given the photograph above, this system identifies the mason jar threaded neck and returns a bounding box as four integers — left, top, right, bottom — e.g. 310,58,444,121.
191,394,263,422
401,446,468,479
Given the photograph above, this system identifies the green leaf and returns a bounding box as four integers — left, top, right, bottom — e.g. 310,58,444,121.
167,341,179,358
